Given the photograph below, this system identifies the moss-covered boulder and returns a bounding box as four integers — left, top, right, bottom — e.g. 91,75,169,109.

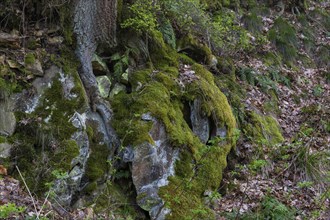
244,111,284,146
111,55,236,218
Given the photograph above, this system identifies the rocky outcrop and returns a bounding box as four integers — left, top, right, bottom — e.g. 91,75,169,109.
7,61,119,209
128,115,179,219
0,97,16,137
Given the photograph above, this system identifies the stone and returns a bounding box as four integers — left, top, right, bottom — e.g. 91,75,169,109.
32,65,59,94
190,99,210,144
92,54,110,76
0,32,20,48
121,71,129,84
6,59,20,69
131,117,178,219
0,97,16,137
109,83,126,98
48,36,64,45
122,146,134,163
0,143,12,158
96,75,111,98
26,59,44,76
141,112,153,121
53,130,90,207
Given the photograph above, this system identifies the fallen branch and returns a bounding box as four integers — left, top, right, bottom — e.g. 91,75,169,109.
16,165,39,219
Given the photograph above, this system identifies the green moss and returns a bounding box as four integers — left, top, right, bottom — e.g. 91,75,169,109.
112,58,236,218
24,53,35,65
214,73,247,127
268,18,298,63
10,49,87,195
188,64,236,143
244,111,284,146
58,3,74,45
83,182,98,195
178,54,195,65
177,35,213,65
216,56,236,75
262,51,282,67
0,136,6,143
93,182,138,218
149,30,179,69
84,132,110,182
200,0,222,10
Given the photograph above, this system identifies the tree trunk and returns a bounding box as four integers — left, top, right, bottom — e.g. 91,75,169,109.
73,0,117,107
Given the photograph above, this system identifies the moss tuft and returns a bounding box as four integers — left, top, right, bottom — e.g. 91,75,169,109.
24,53,36,65
0,136,6,143
244,111,284,146
149,30,179,69
268,18,298,63
177,35,213,65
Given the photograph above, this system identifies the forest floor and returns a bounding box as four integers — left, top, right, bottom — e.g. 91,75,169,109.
0,1,329,220
214,4,329,220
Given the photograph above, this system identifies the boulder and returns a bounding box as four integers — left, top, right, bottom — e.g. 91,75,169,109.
96,75,111,98
0,143,12,158
26,59,44,76
131,116,179,219
92,54,110,76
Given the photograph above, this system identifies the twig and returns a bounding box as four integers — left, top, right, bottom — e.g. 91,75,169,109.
16,165,39,219
37,190,50,217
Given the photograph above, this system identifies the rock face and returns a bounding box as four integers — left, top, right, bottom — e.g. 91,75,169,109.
0,143,12,158
190,99,210,144
130,116,179,219
8,62,119,209
0,95,16,137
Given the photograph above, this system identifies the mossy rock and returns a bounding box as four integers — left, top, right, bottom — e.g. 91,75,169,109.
112,55,236,218
83,123,111,184
244,111,284,146
10,50,87,195
24,53,36,65
149,30,178,69
177,35,213,65
216,56,236,75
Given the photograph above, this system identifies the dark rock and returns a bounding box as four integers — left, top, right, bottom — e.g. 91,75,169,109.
190,99,210,144
131,116,179,219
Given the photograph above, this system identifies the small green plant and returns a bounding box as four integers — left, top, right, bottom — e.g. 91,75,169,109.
248,159,268,173
261,196,296,220
268,18,298,62
313,85,324,97
51,169,68,179
0,203,26,219
208,190,222,200
110,51,130,81
121,0,159,35
24,53,36,65
297,181,314,189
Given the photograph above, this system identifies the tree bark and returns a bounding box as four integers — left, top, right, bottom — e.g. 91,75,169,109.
73,0,117,107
